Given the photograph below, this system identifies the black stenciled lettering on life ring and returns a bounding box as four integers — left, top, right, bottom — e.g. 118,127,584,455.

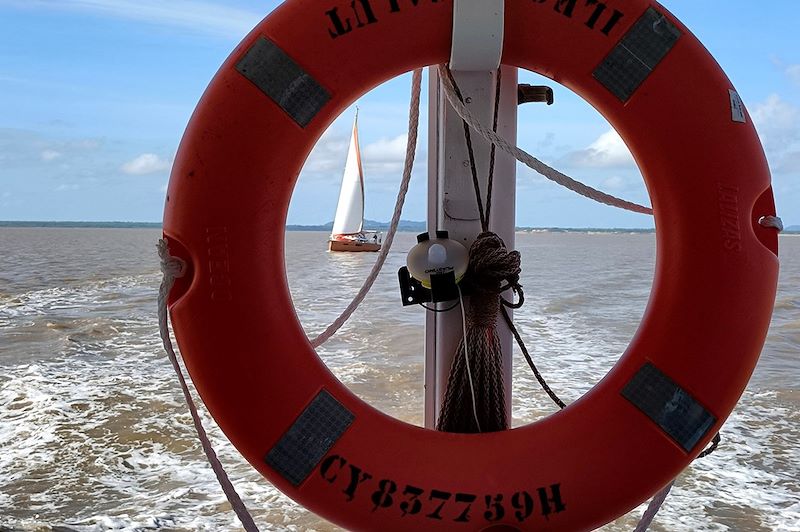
324,0,444,40
165,0,779,527
319,454,567,524
323,0,626,41
532,0,626,35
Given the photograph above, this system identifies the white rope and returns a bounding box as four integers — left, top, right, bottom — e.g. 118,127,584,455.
437,63,734,532
436,65,654,216
634,481,675,532
155,69,422,530
311,68,423,348
457,285,482,433
312,65,782,353
759,215,784,232
157,239,260,532
156,65,773,532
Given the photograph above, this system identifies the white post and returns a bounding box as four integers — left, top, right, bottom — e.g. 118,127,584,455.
424,62,518,428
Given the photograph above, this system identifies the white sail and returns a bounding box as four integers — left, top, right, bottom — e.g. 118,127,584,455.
331,113,365,236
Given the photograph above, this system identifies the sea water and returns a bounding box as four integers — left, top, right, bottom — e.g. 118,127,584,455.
0,228,797,531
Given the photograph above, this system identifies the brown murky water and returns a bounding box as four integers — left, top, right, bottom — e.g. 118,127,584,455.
1,228,797,531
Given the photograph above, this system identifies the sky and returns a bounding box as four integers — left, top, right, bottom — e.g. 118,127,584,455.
0,1,797,228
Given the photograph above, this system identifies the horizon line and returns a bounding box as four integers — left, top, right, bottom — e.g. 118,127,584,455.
1,220,797,233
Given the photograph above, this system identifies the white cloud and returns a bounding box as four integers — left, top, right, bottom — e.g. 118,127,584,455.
302,130,349,175
787,64,800,88
40,150,62,161
753,94,799,146
561,129,636,169
752,94,800,171
363,135,409,173
121,153,172,175
0,129,103,169
5,0,261,39
301,130,420,181
55,184,81,192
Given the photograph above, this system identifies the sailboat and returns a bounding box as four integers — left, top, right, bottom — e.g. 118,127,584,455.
328,110,382,252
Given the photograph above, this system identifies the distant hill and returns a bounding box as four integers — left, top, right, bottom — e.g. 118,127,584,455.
287,219,427,232
365,219,427,232
288,221,656,234
293,221,800,234
17,220,791,234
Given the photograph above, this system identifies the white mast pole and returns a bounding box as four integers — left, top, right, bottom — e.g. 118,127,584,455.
424,0,517,429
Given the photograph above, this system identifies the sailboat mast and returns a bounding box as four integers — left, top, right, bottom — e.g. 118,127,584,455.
353,109,365,233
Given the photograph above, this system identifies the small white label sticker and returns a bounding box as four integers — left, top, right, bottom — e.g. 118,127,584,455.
729,90,746,123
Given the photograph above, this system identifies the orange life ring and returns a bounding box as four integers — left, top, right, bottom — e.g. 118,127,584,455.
163,0,779,530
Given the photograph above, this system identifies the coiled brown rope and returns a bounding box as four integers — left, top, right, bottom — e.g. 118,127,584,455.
437,232,520,433
437,64,727,530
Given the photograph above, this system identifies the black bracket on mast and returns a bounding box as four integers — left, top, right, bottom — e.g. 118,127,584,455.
398,268,462,306
518,84,554,106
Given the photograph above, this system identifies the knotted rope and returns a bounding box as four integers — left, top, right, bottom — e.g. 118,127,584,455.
760,215,784,232
157,240,260,532
156,69,425,531
437,232,521,433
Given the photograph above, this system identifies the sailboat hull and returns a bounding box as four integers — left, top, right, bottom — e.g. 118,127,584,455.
328,239,381,252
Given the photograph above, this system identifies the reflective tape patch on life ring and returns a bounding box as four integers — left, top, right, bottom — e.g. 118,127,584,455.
236,37,331,127
594,7,682,102
163,0,779,527
266,390,355,486
729,90,747,123
622,363,716,452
